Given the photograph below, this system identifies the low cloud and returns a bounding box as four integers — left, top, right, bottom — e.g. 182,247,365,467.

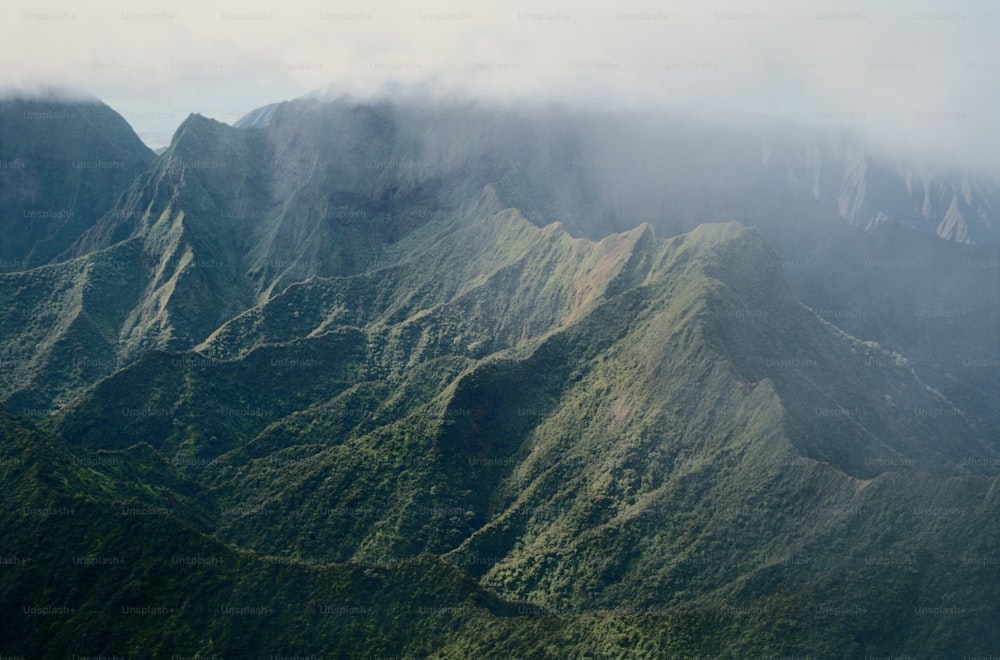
1,0,997,174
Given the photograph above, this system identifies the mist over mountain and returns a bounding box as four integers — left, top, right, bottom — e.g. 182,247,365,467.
234,95,1000,245
1,93,999,656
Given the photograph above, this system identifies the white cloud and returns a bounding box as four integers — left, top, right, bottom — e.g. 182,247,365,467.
1,0,997,174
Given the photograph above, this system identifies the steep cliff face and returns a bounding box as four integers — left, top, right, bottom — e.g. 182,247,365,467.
757,122,1000,243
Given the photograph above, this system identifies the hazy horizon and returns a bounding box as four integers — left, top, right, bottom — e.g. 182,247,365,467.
2,0,998,176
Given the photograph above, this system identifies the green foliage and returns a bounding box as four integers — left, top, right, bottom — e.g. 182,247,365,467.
2,99,998,654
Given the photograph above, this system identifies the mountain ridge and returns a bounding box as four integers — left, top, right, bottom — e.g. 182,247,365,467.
44,215,999,638
2,94,999,656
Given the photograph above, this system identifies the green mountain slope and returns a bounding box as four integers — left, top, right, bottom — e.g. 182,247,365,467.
0,412,551,658
0,98,154,271
0,239,150,412
3,95,999,656
0,107,497,413
5,95,998,443
42,217,1000,655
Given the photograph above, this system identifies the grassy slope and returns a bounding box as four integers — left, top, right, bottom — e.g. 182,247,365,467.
0,239,149,411
38,218,1000,656
0,412,550,658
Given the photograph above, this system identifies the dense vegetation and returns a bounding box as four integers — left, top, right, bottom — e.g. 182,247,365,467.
1,96,998,656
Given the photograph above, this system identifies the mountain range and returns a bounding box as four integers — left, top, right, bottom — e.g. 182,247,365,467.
1,93,998,657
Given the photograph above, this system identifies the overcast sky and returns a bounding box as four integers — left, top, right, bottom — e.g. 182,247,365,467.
1,0,998,174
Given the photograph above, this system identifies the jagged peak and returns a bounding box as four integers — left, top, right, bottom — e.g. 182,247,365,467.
166,113,236,152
